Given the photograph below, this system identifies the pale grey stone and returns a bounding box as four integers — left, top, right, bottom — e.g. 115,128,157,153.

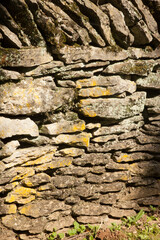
0,77,75,115
78,92,146,120
136,72,160,89
0,140,20,158
45,216,74,232
101,3,134,48
0,68,21,81
109,208,136,218
0,117,39,139
0,24,22,48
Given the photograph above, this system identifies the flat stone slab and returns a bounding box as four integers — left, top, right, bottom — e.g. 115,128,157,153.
0,47,53,67
78,92,146,119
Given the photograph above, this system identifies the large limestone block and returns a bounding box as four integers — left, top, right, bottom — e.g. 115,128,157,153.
78,92,146,119
136,72,160,89
0,117,39,139
0,47,53,67
0,77,75,115
104,59,160,76
53,45,129,64
40,120,85,135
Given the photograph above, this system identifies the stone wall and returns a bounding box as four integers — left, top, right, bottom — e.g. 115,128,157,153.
0,0,160,239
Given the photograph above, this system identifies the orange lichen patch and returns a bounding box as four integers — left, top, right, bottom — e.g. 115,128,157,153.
80,107,97,117
19,204,32,215
5,186,37,204
23,151,56,166
58,147,84,157
76,78,98,89
10,167,35,182
8,204,17,214
72,121,86,132
116,154,133,163
36,158,72,172
78,87,111,98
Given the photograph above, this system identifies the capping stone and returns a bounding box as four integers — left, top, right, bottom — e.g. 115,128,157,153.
78,92,146,119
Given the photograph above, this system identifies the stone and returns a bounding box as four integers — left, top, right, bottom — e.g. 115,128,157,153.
52,132,92,148
113,152,153,163
75,0,115,46
20,135,53,147
138,196,160,206
45,216,74,232
99,182,125,193
93,115,144,136
92,135,117,143
77,215,108,224
0,47,53,67
72,202,110,216
19,199,69,218
0,223,17,240
25,61,64,77
57,0,105,47
100,193,119,205
136,72,160,89
73,184,98,198
0,140,20,158
0,200,17,215
53,45,129,64
0,68,21,81
5,186,37,204
40,120,85,135
57,148,85,157
109,208,136,218
73,153,110,166
0,117,38,139
55,70,94,80
103,59,160,76
0,24,22,48
53,175,84,189
3,146,56,168
0,77,75,115
35,157,72,172
56,166,89,177
86,123,101,130
57,80,76,88
21,173,51,187
78,92,146,120
101,4,134,48
129,161,160,177
86,172,130,183
131,20,153,45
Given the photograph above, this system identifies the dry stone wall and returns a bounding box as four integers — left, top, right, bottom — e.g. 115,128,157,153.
0,0,160,239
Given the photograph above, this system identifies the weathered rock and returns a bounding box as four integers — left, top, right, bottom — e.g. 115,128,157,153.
53,175,84,189
52,132,91,148
86,172,130,183
2,214,47,233
57,148,85,157
20,135,53,147
0,68,21,81
56,166,89,177
73,153,110,166
77,76,136,97
130,161,160,177
78,92,146,119
0,200,17,215
101,4,134,48
109,208,136,218
72,202,110,216
0,140,20,158
93,115,144,136
3,146,56,169
0,24,22,48
45,216,74,232
19,199,69,218
5,186,37,204
41,120,85,135
0,47,53,67
138,196,160,206
0,117,39,139
136,72,160,89
56,69,94,80
21,173,51,188
77,215,108,224
0,223,17,240
0,77,75,115
113,152,153,163
99,182,125,193
53,45,129,64
103,59,160,76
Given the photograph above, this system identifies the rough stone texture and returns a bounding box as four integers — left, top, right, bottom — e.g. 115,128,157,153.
0,117,39,139
0,0,160,239
78,92,146,119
